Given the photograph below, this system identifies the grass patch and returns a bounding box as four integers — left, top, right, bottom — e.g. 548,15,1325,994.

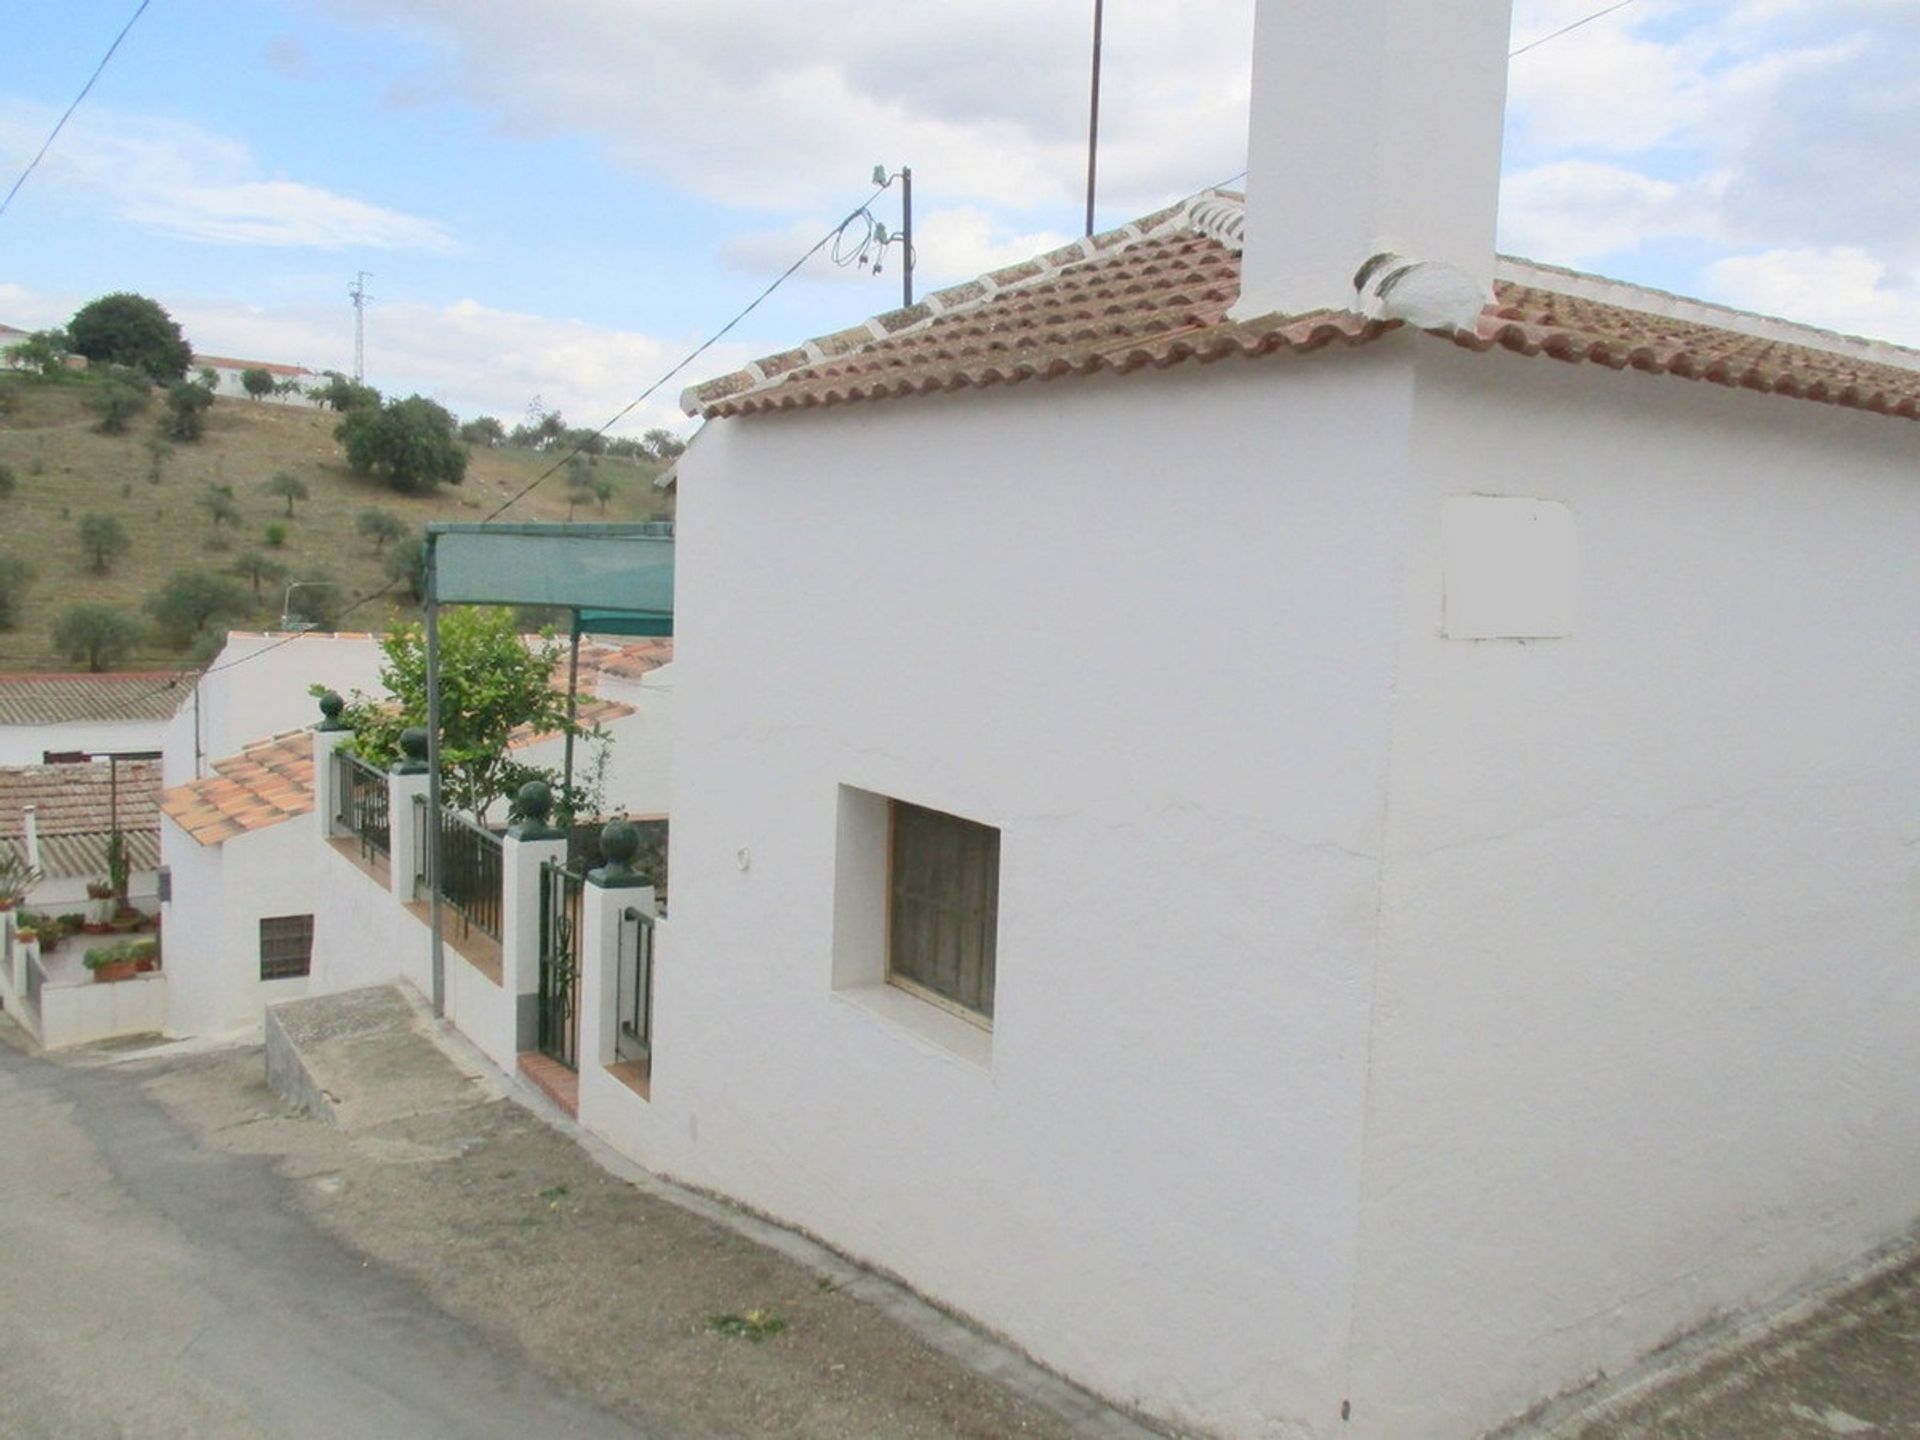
0,377,673,671
706,1309,789,1342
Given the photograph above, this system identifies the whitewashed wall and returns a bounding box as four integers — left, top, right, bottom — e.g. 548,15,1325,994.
160,810,316,1038
511,663,674,820
163,633,385,786
0,717,169,767
1343,345,1920,1439
632,354,1416,1440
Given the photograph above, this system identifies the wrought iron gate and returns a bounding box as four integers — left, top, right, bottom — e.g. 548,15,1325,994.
537,860,585,1070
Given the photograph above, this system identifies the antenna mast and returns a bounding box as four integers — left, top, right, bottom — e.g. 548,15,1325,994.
348,271,373,381
1085,0,1104,236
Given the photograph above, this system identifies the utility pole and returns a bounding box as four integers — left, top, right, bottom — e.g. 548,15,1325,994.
348,271,373,382
1085,0,1104,237
899,166,914,308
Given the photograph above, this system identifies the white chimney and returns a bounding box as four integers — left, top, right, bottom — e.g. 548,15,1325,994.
1231,0,1516,324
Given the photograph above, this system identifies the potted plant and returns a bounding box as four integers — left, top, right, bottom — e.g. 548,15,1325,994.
85,941,140,984
0,848,41,913
129,938,160,973
84,881,116,930
106,829,129,905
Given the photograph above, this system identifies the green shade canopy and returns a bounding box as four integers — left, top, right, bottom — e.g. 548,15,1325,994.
426,522,673,633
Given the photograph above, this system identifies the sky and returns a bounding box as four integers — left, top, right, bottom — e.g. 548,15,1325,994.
2,0,1915,438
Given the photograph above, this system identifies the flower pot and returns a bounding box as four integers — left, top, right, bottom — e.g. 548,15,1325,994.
92,959,139,984
82,922,115,936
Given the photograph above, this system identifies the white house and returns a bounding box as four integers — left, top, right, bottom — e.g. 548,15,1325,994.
545,1,1920,1438
190,352,320,405
0,671,184,768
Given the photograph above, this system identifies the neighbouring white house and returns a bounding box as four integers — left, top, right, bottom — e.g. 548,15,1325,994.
523,2,1920,1438
157,639,670,1039
191,352,320,405
0,671,185,767
158,730,320,1037
0,758,161,910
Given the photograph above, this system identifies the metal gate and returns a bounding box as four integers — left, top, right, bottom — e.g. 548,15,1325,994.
537,860,585,1070
615,905,655,1067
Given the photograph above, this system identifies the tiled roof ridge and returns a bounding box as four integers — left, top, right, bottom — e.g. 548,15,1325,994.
0,670,185,683
680,190,1237,417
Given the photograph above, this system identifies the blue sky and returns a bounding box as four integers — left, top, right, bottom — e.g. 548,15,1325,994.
4,1,1915,436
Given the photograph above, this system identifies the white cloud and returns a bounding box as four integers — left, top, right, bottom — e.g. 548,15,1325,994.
0,281,717,437
319,0,1254,216
1702,247,1920,348
1499,161,1721,262
0,104,455,251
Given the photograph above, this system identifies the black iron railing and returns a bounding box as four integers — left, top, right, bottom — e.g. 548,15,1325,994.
411,794,430,900
334,751,390,860
436,810,503,942
615,904,655,1067
538,861,585,1070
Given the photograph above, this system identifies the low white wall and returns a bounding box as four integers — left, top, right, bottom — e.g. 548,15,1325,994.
38,972,167,1049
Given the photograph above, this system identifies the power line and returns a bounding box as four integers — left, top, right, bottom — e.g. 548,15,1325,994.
481,177,893,523
1510,0,1638,58
61,178,902,724
0,0,154,223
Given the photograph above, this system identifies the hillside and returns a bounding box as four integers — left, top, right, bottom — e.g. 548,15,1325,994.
0,376,674,672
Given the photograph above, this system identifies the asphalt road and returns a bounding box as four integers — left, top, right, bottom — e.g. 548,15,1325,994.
0,1031,642,1440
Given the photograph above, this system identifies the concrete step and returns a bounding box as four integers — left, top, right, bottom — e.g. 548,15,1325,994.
265,984,490,1129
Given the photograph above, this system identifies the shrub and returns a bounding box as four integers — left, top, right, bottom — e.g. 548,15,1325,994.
164,380,215,441
77,513,131,574
336,394,467,494
52,604,141,671
264,521,288,548
66,294,191,382
145,568,252,648
241,367,274,400
0,554,33,628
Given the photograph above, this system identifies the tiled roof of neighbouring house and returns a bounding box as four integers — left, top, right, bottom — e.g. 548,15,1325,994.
192,355,318,378
574,637,674,682
508,696,637,750
0,672,189,726
0,761,162,880
160,731,314,847
683,192,1920,425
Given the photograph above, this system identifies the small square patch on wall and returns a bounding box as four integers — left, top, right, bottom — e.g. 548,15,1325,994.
1442,496,1578,640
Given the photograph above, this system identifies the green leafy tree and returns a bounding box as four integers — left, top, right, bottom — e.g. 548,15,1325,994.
230,548,287,599
77,513,131,574
146,567,253,648
198,485,242,535
9,329,68,376
591,472,617,513
66,294,191,382
356,507,406,553
240,367,274,400
317,371,380,413
197,365,220,390
143,436,173,485
53,604,141,672
164,379,215,441
642,427,686,461
84,370,152,435
0,554,34,628
564,455,592,519
263,469,308,516
332,608,587,821
459,416,505,447
384,532,428,602
335,394,468,494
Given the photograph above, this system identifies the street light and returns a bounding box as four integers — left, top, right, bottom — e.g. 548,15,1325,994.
280,580,329,632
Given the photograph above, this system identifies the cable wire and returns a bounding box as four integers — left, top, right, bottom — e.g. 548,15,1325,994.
0,0,154,222
1510,0,1638,58
54,179,900,724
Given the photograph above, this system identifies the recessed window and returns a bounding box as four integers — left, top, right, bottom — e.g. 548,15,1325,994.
888,800,999,1024
259,914,314,981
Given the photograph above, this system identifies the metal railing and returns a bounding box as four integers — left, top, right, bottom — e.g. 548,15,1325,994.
615,904,655,1067
411,794,430,900
538,861,585,1070
436,810,503,942
333,750,390,861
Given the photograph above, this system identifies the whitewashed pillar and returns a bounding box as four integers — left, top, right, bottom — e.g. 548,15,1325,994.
311,692,353,847
580,820,656,1077
503,781,568,1053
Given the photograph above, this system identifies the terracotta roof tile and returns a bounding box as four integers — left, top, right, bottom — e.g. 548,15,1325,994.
160,731,314,847
684,192,1920,427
